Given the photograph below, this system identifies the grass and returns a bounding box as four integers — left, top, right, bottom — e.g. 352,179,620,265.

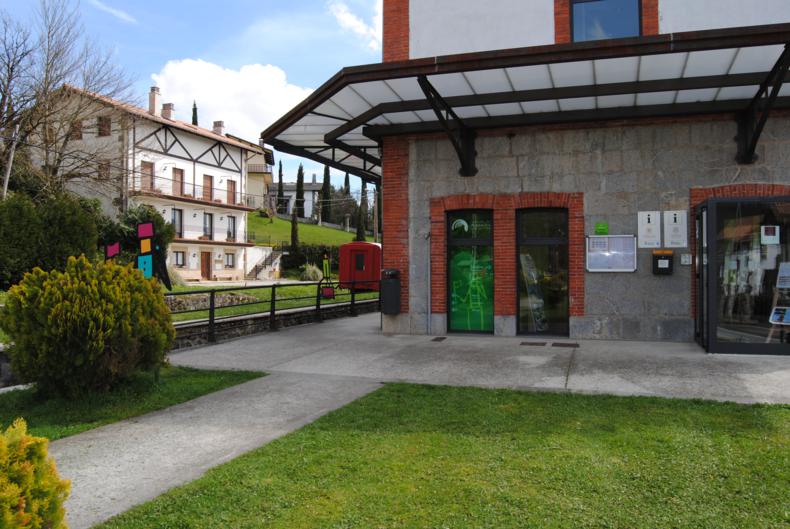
98,384,790,529
168,283,378,323
248,214,368,247
0,366,263,441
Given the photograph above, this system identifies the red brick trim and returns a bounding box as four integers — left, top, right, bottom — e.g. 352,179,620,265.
382,136,410,313
555,0,659,44
383,0,409,62
689,183,790,319
430,192,585,318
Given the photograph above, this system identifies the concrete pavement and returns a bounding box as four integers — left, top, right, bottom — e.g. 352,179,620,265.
54,313,789,527
172,313,790,404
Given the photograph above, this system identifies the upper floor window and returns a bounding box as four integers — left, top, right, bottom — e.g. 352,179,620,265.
572,0,640,42
69,120,82,140
97,116,111,137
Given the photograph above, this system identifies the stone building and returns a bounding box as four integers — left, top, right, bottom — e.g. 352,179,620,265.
262,0,790,354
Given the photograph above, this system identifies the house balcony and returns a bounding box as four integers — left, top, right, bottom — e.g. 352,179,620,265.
130,175,256,212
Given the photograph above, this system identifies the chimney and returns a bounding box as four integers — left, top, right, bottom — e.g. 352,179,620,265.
162,103,174,120
148,87,161,116
212,120,224,136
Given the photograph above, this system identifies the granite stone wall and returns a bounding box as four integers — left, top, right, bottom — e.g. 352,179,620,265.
398,115,790,341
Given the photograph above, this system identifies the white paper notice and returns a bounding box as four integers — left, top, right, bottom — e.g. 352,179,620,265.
638,211,661,248
664,210,688,248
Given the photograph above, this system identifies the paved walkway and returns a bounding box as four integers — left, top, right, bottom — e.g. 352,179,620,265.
53,313,790,527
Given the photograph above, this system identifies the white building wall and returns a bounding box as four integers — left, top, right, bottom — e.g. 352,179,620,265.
659,0,790,33
409,0,555,58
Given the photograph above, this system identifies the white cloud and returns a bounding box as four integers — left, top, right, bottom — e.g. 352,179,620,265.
328,0,382,51
88,0,137,24
151,59,313,144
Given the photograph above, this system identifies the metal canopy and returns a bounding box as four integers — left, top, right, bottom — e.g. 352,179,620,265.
261,24,790,184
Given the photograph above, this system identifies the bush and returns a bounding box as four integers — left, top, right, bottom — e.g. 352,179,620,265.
300,263,323,281
0,419,70,528
281,244,340,272
0,194,42,290
0,256,175,397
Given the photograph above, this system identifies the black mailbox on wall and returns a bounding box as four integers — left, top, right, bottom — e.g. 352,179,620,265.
652,250,674,275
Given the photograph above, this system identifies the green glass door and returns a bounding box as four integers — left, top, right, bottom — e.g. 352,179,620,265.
448,211,494,333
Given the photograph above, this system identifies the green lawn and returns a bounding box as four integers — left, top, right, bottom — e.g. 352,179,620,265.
168,284,378,323
98,384,789,529
0,366,263,441
248,215,368,247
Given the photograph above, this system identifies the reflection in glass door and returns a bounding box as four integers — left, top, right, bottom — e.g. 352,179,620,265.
447,211,494,333
517,209,569,335
696,207,708,349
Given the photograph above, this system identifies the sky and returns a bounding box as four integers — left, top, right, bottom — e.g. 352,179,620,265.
0,0,383,193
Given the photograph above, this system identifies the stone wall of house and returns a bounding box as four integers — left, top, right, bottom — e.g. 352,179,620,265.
385,114,790,340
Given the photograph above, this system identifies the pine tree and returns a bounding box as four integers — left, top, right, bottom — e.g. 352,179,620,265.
276,161,284,214
191,101,198,126
321,165,331,222
295,164,305,218
343,172,350,196
354,203,366,242
360,180,368,231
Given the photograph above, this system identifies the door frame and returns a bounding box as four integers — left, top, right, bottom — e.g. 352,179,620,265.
699,196,790,355
200,251,212,280
515,207,570,336
446,209,495,334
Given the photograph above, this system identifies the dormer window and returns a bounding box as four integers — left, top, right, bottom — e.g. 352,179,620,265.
571,0,640,42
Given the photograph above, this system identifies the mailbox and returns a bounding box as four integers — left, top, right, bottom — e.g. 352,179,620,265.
652,250,674,275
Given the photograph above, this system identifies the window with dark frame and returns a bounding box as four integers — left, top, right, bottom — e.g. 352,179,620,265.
203,212,214,240
571,0,641,43
173,251,185,268
69,120,82,140
224,252,235,268
227,215,237,241
97,116,111,137
171,208,183,238
97,160,110,180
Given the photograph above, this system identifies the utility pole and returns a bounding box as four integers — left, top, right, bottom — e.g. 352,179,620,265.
1,124,20,200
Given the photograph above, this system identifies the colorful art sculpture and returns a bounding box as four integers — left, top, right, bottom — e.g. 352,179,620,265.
103,222,171,290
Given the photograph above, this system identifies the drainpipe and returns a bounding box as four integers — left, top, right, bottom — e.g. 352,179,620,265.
425,230,431,335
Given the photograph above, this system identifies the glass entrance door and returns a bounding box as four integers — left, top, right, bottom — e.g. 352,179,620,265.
696,206,709,349
517,209,569,335
447,210,494,333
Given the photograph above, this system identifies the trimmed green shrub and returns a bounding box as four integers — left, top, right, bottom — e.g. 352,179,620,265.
37,194,98,273
300,263,323,281
0,419,70,528
0,255,175,397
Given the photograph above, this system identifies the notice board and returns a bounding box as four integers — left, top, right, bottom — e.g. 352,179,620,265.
586,235,637,272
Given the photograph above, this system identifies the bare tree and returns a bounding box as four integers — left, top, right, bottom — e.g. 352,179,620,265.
6,0,133,197
0,11,34,172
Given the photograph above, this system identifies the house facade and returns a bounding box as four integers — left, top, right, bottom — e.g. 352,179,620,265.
274,176,323,219
63,86,272,282
263,0,790,354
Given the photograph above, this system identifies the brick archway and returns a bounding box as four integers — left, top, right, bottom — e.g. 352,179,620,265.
430,192,585,321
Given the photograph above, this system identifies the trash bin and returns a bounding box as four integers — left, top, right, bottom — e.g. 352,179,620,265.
381,269,401,315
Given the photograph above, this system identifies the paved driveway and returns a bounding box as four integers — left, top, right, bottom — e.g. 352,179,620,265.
172,312,790,404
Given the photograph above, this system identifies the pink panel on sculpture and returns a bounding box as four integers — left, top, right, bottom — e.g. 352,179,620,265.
105,242,120,259
137,222,154,239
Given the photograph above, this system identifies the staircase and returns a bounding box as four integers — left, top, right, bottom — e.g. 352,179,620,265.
245,249,283,280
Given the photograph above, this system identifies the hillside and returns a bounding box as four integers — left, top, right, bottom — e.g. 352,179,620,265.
248,215,366,247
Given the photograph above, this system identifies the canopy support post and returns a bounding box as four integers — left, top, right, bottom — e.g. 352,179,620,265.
736,44,790,164
417,75,478,177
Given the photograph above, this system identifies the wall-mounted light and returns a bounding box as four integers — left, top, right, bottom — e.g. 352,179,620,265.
193,213,197,218
192,253,196,258
220,216,224,221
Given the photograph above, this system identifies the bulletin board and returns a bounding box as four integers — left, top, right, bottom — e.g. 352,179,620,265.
586,235,637,272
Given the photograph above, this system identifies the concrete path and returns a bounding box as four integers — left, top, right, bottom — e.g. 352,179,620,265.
54,313,790,528
51,372,380,529
172,313,790,404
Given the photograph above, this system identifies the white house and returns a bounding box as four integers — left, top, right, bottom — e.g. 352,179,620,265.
61,85,274,282
275,174,323,219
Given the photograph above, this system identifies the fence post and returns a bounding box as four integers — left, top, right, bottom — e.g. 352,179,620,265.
270,284,278,331
208,290,216,343
315,282,323,322
350,283,357,317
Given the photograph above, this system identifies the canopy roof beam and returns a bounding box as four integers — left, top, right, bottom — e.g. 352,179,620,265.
736,44,790,164
418,75,478,177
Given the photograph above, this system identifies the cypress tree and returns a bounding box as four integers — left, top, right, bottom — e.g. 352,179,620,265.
295,164,305,218
360,180,368,231
321,165,331,222
290,208,299,249
343,172,350,196
276,161,284,214
354,203,365,242
191,101,198,126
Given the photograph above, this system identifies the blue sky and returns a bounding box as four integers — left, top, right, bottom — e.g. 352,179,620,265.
0,0,382,192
